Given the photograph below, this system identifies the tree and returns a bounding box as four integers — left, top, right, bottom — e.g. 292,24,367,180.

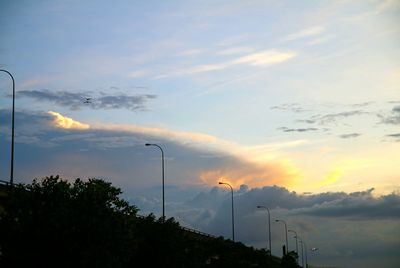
0,176,138,268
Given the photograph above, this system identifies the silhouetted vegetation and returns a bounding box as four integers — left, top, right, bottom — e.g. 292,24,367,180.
0,176,299,267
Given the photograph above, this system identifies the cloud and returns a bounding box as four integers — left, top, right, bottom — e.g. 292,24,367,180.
1,110,300,190
127,70,149,78
216,46,254,56
17,89,156,111
339,133,362,139
156,50,296,78
301,110,367,125
48,111,90,130
3,110,399,267
294,190,400,219
278,127,319,133
284,26,325,41
232,50,296,66
379,105,400,125
270,103,310,113
387,133,400,138
351,101,374,107
307,34,335,46
386,133,400,142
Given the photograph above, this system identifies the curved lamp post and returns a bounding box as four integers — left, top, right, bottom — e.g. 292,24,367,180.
219,181,235,241
275,219,288,255
145,143,165,220
257,205,272,255
0,69,15,186
288,229,299,264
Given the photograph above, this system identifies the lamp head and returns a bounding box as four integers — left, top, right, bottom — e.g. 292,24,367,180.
275,219,280,222
218,182,223,184
257,205,261,208
145,143,151,146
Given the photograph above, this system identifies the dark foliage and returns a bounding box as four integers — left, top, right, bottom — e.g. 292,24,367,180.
0,176,297,268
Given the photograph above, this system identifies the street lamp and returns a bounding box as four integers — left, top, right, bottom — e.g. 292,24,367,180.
275,219,288,255
298,238,308,268
288,229,299,264
299,238,304,268
303,240,308,268
257,205,272,255
219,181,235,241
0,69,15,186
145,143,165,220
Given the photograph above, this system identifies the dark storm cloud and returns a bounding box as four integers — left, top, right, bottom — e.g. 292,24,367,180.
17,89,156,111
278,127,319,132
183,185,400,224
339,133,362,139
294,190,400,219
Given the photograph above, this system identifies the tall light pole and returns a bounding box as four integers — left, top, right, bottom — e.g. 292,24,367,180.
0,69,15,186
303,240,308,268
288,229,299,264
145,143,165,220
275,219,288,255
219,181,235,242
299,238,304,268
257,205,272,255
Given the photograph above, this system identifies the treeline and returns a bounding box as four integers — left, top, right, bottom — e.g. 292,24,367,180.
0,176,298,268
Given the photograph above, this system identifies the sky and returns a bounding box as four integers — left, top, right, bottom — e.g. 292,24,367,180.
0,0,400,267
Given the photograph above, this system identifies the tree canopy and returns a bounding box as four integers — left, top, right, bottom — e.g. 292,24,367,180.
0,176,298,268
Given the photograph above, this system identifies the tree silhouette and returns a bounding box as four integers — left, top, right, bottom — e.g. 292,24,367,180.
0,176,296,268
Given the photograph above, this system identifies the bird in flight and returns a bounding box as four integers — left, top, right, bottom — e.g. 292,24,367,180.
83,97,92,104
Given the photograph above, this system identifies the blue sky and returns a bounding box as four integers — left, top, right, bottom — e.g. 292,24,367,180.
1,1,400,267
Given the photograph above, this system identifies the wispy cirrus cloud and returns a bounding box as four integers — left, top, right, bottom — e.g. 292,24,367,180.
18,89,156,111
271,103,310,113
278,127,319,133
216,46,254,56
386,133,400,142
300,110,367,125
156,50,296,78
284,26,325,41
127,70,149,78
339,133,362,139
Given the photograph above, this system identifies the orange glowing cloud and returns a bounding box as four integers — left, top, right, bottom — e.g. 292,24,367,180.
46,111,303,189
48,111,90,130
199,159,300,189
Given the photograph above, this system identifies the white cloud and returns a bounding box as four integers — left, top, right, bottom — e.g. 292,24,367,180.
48,111,90,130
307,34,335,46
232,50,296,66
128,70,149,78
217,46,254,56
178,49,204,56
284,26,325,41
156,50,296,78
